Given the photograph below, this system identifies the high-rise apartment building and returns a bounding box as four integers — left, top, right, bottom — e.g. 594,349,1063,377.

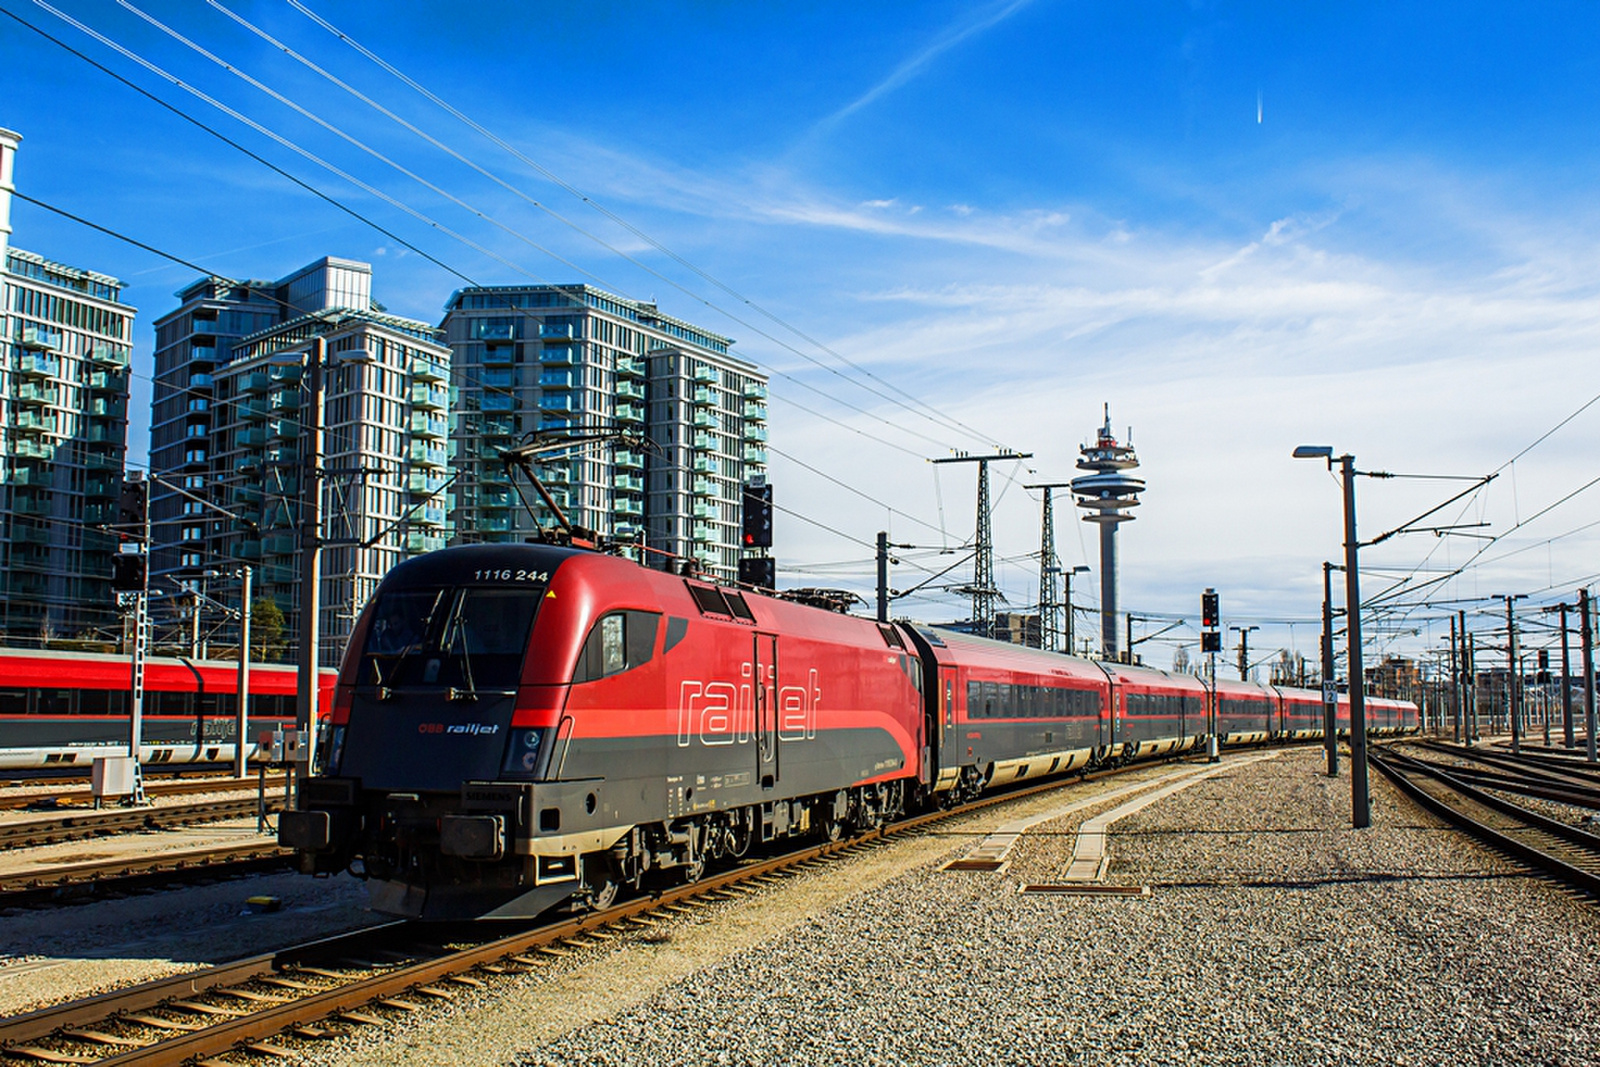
151,258,451,665
0,129,136,643
439,285,768,579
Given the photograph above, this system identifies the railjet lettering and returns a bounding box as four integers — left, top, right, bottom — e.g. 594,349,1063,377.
677,666,820,748
418,722,501,736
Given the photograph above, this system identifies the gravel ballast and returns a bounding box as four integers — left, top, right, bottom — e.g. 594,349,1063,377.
275,747,1600,1067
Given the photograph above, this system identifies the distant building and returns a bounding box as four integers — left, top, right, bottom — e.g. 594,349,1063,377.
994,612,1042,648
151,258,451,665
438,285,767,580
0,129,136,643
1370,655,1419,698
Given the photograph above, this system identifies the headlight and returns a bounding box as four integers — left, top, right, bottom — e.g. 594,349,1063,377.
500,727,546,779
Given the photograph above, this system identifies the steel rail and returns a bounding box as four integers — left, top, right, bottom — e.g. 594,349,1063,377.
1391,758,1600,810
1370,748,1600,899
0,841,291,907
0,775,289,812
0,796,287,850
0,756,1170,1065
1412,739,1600,790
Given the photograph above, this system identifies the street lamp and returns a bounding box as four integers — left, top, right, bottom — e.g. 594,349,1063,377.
1294,444,1372,829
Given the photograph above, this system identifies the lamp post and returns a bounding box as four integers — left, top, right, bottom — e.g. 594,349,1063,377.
295,336,326,790
1294,445,1371,829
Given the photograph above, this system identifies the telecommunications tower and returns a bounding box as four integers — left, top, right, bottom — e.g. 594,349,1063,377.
1070,406,1144,660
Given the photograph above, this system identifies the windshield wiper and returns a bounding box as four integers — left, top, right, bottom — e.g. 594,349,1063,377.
443,604,479,702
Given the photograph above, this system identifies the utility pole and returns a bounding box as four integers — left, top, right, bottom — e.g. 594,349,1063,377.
1503,594,1526,753
295,336,326,789
1025,482,1073,651
1448,613,1460,743
876,532,889,624
1465,628,1477,745
1063,566,1087,657
234,565,253,779
1582,587,1596,764
1322,562,1338,776
933,451,1031,639
1559,602,1574,749
1337,454,1371,829
1232,624,1259,681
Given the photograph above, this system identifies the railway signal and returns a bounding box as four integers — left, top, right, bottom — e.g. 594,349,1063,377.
742,482,773,548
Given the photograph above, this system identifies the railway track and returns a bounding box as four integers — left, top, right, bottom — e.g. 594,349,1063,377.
1369,747,1600,899
0,797,287,851
0,757,1154,1065
0,776,288,813
0,840,291,909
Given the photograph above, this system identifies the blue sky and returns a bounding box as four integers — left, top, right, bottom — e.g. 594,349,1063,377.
5,0,1600,677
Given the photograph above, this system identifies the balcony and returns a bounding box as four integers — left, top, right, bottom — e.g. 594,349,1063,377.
614,473,644,494
264,533,297,556
482,367,516,389
410,357,448,383
19,324,61,351
615,450,644,470
481,417,516,438
477,321,517,342
744,445,768,465
693,366,718,384
479,465,511,485
406,531,447,554
234,485,264,505
410,412,448,439
617,380,646,401
693,431,714,451
89,369,125,392
617,356,645,377
14,411,58,435
13,524,50,545
266,446,297,466
743,381,768,400
692,522,715,542
85,476,115,498
240,371,271,394
231,540,263,562
88,342,129,368
13,440,56,461
616,402,644,423
540,322,578,340
411,383,448,410
479,515,512,533
692,477,715,497
237,427,267,449
270,389,301,413
239,397,271,422
409,471,447,496
479,491,513,510
744,424,769,442
482,344,515,366
12,493,50,516
410,441,448,467
540,345,577,365
268,420,299,442
540,369,575,390
744,402,767,421
416,503,447,527
10,466,48,488
15,383,59,406
615,498,643,517
541,466,572,485
692,410,717,429
85,423,120,444
270,364,302,386
88,397,126,419
692,386,716,407
84,503,115,525
482,393,518,415
541,394,577,414
693,502,720,520
692,456,720,475
16,353,60,378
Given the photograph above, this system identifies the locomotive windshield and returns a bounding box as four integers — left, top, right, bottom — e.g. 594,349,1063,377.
359,586,543,691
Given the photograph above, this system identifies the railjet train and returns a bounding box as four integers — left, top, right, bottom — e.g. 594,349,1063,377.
280,544,1416,919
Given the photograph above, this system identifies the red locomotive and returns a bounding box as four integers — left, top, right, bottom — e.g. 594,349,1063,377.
281,544,1417,919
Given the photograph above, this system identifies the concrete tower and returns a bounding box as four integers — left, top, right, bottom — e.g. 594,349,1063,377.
1070,405,1144,660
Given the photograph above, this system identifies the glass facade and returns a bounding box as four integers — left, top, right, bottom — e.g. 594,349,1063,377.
439,284,767,581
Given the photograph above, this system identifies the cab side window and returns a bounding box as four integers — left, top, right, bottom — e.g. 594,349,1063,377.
575,610,661,682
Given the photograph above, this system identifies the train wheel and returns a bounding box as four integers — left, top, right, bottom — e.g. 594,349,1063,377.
582,855,620,911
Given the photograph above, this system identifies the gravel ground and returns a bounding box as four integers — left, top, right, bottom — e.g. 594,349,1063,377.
0,853,373,1017
278,747,1600,1067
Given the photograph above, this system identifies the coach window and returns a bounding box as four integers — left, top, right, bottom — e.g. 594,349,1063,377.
575,610,661,683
